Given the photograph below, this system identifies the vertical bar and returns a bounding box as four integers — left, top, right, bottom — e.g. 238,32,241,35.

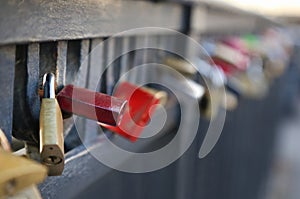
76,39,90,88
14,45,39,143
130,35,146,84
64,39,90,151
120,37,130,79
55,41,73,138
39,42,57,86
27,43,40,121
56,41,68,90
88,38,104,90
66,40,81,85
84,38,105,142
0,45,15,143
127,36,137,83
105,38,115,95
76,39,91,137
113,37,122,87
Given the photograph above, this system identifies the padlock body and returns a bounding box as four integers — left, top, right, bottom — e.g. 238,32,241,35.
100,82,166,142
39,98,64,176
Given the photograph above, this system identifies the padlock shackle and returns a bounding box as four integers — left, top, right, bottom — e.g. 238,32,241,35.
42,73,56,99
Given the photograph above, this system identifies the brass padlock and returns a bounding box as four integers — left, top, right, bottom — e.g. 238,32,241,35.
165,56,232,118
0,129,47,198
6,185,42,199
163,56,197,76
39,73,64,176
0,128,10,152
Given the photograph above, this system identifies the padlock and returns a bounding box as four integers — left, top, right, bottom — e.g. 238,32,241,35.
0,128,11,152
164,55,237,118
0,151,47,198
222,90,238,111
0,129,47,198
212,37,250,75
56,85,127,126
163,56,197,76
6,185,42,199
259,30,290,80
228,54,269,99
216,35,270,99
99,81,167,142
39,73,64,176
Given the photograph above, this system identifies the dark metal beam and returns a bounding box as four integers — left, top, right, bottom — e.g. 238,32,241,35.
0,0,182,45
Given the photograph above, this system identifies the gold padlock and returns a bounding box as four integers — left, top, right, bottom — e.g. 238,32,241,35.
39,73,64,176
6,185,42,199
0,128,10,152
0,129,47,198
0,150,47,198
163,56,197,76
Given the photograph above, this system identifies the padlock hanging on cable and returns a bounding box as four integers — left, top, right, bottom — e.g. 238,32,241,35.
56,82,165,142
99,81,168,142
0,129,47,198
56,85,127,126
39,73,64,176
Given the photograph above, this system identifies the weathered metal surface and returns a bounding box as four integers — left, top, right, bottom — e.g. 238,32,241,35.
0,45,15,143
0,0,182,45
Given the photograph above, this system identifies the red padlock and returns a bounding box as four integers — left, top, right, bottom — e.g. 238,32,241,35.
99,81,167,142
213,37,250,75
57,85,127,126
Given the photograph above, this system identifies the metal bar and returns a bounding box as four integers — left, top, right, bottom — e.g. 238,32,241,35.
0,45,15,143
105,38,115,95
27,43,40,121
120,37,130,79
56,41,68,90
64,39,90,152
0,0,182,45
84,38,105,143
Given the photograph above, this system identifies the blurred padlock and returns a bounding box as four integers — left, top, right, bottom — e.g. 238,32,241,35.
212,37,250,75
228,55,269,99
5,185,42,199
164,56,238,119
0,128,11,152
0,129,47,198
163,56,197,76
259,30,290,80
212,35,273,99
99,81,167,142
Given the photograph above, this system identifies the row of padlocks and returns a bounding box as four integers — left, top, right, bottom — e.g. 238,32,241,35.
0,27,292,198
0,0,295,198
